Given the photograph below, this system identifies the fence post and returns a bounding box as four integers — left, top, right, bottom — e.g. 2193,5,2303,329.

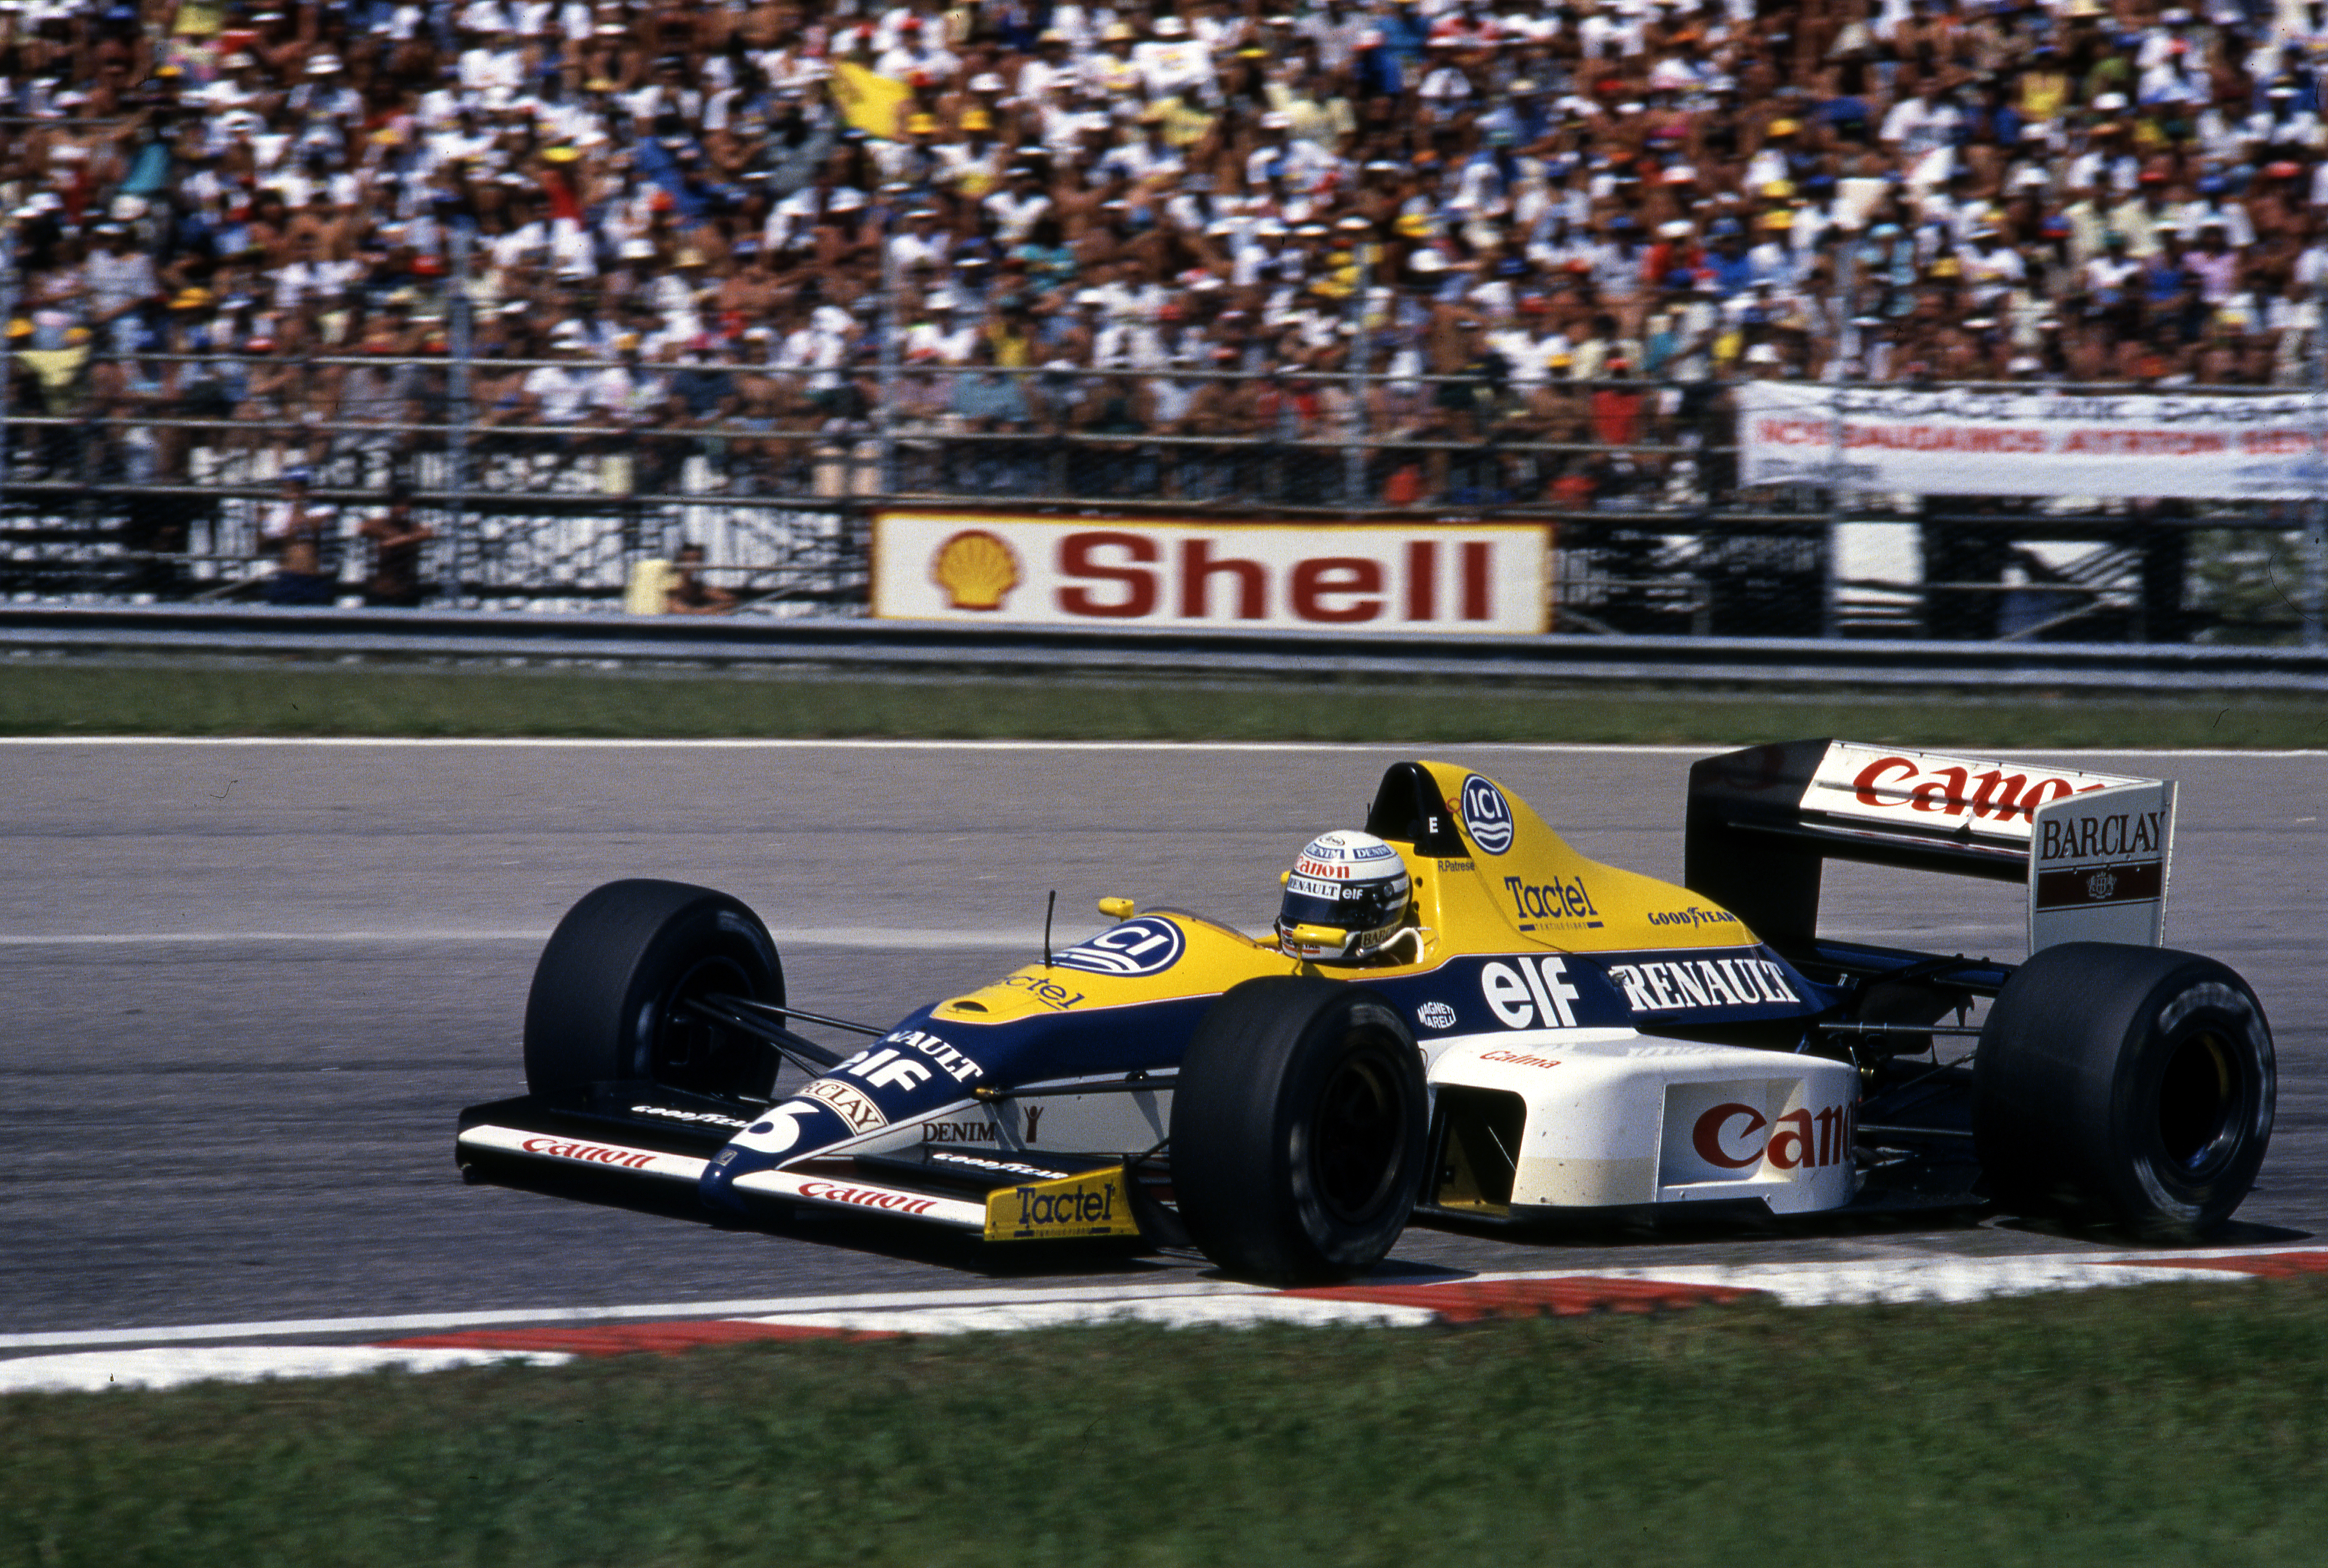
1824,240,1856,640
2303,516,2324,647
0,224,14,503
1345,247,1370,513
2310,279,2327,647
878,246,899,497
441,222,473,608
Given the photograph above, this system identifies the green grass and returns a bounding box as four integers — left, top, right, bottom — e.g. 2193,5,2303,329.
7,1280,2328,1567
2,659,2324,746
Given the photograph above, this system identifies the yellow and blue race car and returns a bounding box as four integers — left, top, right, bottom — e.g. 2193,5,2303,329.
456,744,2277,1284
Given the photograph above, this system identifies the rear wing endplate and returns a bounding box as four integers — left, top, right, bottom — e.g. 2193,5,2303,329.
1685,740,2175,958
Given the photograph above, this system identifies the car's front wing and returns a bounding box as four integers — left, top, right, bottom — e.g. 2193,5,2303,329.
457,1091,1157,1243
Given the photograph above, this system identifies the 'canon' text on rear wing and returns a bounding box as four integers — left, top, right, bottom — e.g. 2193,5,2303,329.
1685,740,2175,959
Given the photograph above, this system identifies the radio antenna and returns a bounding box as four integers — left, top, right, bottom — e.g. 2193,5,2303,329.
1043,890,1056,966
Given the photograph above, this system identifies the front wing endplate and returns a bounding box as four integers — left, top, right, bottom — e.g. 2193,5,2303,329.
982,1167,1144,1242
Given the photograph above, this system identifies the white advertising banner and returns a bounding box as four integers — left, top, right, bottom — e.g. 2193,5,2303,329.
871,511,1552,634
1737,381,2328,500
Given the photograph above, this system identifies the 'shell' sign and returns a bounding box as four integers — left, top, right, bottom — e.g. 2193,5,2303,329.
872,513,1551,634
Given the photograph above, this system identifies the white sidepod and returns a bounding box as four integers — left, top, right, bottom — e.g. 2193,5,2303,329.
1428,1031,1861,1213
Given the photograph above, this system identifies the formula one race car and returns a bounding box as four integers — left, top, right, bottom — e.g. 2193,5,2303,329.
456,744,2277,1284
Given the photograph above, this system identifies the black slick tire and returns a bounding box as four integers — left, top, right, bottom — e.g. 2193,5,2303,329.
522,879,785,1104
1169,977,1427,1285
1973,942,2274,1237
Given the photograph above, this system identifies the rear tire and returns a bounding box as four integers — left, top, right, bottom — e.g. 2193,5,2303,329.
1170,977,1427,1285
1974,942,2274,1237
523,879,786,1104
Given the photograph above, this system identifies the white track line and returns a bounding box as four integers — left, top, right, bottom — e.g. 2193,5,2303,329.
0,1346,573,1395
0,738,2314,757
1559,1257,2255,1306
0,1278,1281,1353
741,1299,1441,1334
0,931,555,946
2,1249,2301,1393
0,1249,2304,1394
0,926,1039,950
7,1244,2313,1355
0,737,1703,752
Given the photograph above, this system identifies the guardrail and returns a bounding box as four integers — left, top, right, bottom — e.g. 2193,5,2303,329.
4,603,2322,693
3,352,2324,644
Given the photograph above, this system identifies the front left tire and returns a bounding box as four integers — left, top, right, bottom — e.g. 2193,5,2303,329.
1169,977,1428,1285
522,879,786,1104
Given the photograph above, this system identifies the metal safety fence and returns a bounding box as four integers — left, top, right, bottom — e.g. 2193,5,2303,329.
0,342,2323,645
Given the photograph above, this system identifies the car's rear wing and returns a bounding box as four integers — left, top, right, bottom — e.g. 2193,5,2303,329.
1685,740,2176,959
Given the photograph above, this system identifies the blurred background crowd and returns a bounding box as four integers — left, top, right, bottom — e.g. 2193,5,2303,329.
4,0,2328,580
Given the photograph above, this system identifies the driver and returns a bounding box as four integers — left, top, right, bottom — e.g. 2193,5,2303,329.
1276,830,1415,964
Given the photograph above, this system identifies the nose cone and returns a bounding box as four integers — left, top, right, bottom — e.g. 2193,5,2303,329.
697,1101,826,1213
699,1144,755,1214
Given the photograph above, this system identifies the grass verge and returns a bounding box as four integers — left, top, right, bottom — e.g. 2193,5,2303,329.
6,1279,2328,1567
2,659,2325,745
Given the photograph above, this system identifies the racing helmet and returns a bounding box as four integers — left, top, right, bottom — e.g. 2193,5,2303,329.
1276,830,1413,963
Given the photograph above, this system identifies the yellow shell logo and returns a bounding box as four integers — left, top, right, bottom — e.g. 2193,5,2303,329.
931,529,1021,611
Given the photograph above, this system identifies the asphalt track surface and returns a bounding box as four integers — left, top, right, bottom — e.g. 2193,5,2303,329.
3,738,2322,1341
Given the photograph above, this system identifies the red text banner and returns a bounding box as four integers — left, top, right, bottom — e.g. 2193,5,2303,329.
1738,382,2328,500
872,512,1552,635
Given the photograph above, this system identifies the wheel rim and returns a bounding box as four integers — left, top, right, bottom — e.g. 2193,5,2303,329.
654,954,758,1093
1308,1044,1407,1225
2156,1028,2243,1179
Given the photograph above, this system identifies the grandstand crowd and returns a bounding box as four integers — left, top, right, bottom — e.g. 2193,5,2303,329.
2,0,2327,528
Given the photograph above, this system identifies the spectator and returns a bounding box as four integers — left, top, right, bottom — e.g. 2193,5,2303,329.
948,335,1032,489
2,0,2318,559
664,542,738,614
358,481,437,608
261,468,335,604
